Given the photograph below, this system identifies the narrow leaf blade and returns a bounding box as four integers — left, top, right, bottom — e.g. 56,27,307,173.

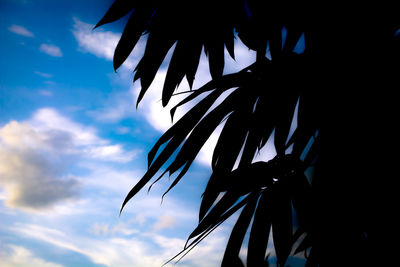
95,0,136,28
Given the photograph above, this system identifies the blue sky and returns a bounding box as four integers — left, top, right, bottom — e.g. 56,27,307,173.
0,1,306,266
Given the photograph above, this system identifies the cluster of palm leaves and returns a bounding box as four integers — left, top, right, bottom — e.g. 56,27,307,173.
96,0,399,266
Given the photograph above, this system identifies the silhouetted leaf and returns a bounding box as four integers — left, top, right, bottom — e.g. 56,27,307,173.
161,38,203,105
94,2,400,267
200,162,275,222
273,82,299,155
148,89,223,168
146,88,244,201
302,131,319,165
292,226,306,244
167,88,240,174
294,234,312,255
170,66,252,120
288,93,319,158
305,247,315,267
179,193,253,265
265,253,271,267
162,40,191,106
206,40,225,79
121,89,229,212
225,30,235,59
226,257,245,267
228,162,275,194
95,0,136,29
113,4,156,70
162,218,224,267
247,190,273,267
268,26,283,60
188,190,242,241
238,95,274,167
135,33,175,106
162,162,191,198
199,172,221,221
283,28,303,53
271,184,293,266
185,41,203,88
123,85,245,210
221,191,258,266
120,136,182,213
289,173,311,231
211,109,249,172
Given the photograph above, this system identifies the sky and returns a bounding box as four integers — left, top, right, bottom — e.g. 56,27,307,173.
0,1,306,266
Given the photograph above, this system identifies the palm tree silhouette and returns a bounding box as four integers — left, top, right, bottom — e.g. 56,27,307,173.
96,1,398,266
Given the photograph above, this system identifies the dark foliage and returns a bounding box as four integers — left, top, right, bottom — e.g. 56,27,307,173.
96,1,398,266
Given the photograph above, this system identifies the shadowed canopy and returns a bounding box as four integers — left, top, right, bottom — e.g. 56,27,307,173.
96,1,399,266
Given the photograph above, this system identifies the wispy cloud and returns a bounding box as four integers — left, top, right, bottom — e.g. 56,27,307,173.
44,80,56,85
34,71,53,78
152,215,176,232
88,222,111,236
86,85,136,123
89,222,138,236
11,222,231,267
8,24,34,37
38,90,53,96
72,17,116,60
40,44,63,57
72,17,143,70
116,126,131,135
83,144,140,163
0,244,64,267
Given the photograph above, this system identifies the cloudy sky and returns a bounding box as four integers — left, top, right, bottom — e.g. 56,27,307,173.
0,1,307,266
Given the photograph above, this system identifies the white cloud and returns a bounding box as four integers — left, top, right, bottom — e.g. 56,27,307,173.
0,122,80,212
72,17,143,70
72,17,117,61
40,44,63,57
116,126,130,135
34,71,53,78
44,80,56,85
0,108,140,211
86,84,136,123
9,222,163,266
84,144,140,163
152,215,176,232
27,108,138,162
11,221,232,267
72,163,201,226
0,151,79,212
132,213,147,226
89,222,110,236
81,165,142,197
89,222,139,236
29,108,105,148
0,244,64,267
8,24,34,37
39,90,53,96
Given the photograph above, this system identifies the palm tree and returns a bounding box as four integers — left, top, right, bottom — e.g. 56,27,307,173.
96,1,398,266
